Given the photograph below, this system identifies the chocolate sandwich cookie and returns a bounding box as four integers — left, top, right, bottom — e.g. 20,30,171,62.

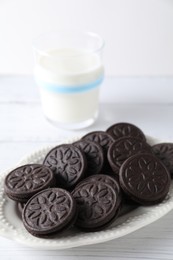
107,137,152,174
72,180,121,231
119,153,171,205
82,131,114,155
82,131,114,174
152,143,173,177
73,140,104,176
106,122,146,142
22,188,77,237
5,164,55,203
75,174,122,212
43,144,87,189
75,174,121,196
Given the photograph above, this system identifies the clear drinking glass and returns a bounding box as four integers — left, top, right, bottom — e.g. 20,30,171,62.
33,32,104,129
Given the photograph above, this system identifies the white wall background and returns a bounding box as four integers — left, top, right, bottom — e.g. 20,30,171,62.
0,0,173,76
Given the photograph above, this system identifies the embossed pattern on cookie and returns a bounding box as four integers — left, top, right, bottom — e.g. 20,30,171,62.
5,164,54,202
106,122,146,141
75,174,121,196
72,181,120,230
107,137,152,174
119,153,171,205
82,131,114,154
43,144,87,189
22,188,76,237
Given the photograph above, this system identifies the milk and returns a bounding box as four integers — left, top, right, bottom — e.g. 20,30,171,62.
34,48,104,128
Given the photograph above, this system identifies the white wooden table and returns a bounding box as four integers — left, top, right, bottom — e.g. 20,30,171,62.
1,76,173,260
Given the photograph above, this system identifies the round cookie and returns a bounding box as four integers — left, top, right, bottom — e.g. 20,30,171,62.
106,122,146,142
4,164,55,203
82,131,114,155
73,140,104,176
75,174,123,214
107,137,152,174
22,188,77,237
43,144,87,189
82,131,114,174
119,153,171,205
72,180,121,231
152,143,173,177
75,174,121,197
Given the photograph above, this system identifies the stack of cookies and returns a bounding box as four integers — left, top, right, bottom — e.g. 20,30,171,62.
4,122,172,237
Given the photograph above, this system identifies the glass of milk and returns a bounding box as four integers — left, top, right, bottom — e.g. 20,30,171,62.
33,32,104,129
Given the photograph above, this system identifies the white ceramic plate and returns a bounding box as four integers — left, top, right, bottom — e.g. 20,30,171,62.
0,136,173,250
